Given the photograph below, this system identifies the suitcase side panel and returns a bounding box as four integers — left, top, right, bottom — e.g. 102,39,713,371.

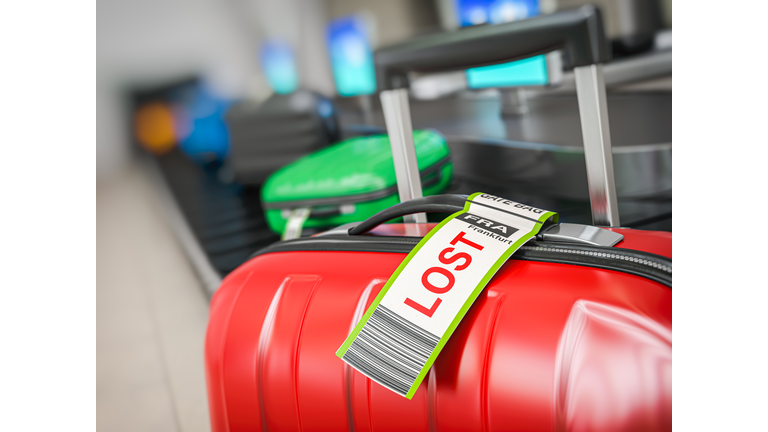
553,299,672,431
294,276,382,430
206,267,254,432
218,263,290,431
430,288,503,431
484,260,671,431
258,275,321,431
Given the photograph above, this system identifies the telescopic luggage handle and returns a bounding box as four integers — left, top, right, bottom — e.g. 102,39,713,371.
376,5,620,226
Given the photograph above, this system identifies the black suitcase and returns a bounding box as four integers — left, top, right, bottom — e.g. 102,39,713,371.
225,89,340,185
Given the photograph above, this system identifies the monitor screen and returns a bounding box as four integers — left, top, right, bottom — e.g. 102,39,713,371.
260,40,299,95
327,16,377,97
457,0,549,88
457,0,539,26
466,54,548,89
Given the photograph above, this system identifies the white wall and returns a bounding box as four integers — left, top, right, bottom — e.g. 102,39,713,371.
97,0,268,178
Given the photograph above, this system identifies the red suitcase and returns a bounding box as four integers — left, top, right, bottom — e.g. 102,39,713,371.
205,7,671,431
205,210,671,432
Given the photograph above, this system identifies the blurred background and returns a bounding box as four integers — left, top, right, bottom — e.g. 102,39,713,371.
97,0,671,430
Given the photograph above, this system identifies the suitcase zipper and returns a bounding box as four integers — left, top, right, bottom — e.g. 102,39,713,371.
519,245,672,273
249,236,672,287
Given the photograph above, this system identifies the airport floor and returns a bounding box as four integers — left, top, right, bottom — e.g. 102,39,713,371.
97,161,211,432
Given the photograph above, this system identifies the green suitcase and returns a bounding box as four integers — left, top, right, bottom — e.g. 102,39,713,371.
261,129,452,237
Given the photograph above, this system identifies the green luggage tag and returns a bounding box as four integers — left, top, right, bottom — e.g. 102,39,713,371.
337,192,558,399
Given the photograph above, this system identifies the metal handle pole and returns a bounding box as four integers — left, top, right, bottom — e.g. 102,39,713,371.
574,64,620,227
380,88,427,224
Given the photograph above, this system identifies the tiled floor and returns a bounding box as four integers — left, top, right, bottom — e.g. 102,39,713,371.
97,162,211,432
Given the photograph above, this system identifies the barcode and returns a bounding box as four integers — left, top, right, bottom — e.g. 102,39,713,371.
342,305,440,395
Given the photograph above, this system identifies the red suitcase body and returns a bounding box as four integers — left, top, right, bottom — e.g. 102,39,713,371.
205,221,671,432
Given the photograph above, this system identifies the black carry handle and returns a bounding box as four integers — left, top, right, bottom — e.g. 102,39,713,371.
375,5,610,90
348,195,468,235
349,194,557,236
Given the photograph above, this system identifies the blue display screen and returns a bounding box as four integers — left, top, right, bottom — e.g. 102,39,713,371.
260,40,299,95
466,55,548,89
327,16,376,97
457,0,539,26
458,0,548,88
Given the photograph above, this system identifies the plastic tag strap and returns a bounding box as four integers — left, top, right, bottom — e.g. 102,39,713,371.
282,208,311,240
